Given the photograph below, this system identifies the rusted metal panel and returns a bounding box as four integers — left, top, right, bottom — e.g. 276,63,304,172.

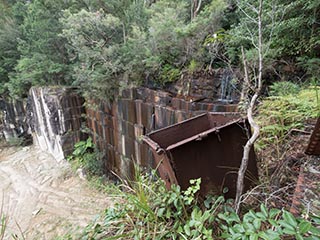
143,112,258,198
305,117,320,155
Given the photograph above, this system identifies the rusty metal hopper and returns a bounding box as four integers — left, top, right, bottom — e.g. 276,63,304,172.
305,117,320,155
143,112,258,198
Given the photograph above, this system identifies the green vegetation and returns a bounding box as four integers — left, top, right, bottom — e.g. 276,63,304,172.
67,137,104,177
1,0,319,238
66,133,320,239
0,212,7,240
71,170,319,239
0,0,318,99
269,81,301,96
6,136,24,147
257,87,318,149
219,204,320,240
62,84,320,239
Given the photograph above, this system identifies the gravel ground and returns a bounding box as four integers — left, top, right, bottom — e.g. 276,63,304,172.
0,145,112,239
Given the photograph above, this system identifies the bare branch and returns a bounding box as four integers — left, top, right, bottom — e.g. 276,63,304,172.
265,2,287,56
194,0,202,17
240,46,250,104
243,22,259,50
246,2,259,14
237,1,258,24
235,0,263,214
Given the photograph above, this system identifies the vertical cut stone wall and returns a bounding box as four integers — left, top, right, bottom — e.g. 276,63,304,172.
0,99,29,141
1,83,238,179
86,87,238,178
28,87,85,161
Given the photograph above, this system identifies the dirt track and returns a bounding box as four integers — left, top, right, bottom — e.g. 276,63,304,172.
0,145,111,239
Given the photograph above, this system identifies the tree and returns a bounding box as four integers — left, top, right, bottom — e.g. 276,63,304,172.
0,0,22,98
227,0,320,83
234,0,267,213
145,0,227,85
0,16,20,97
61,9,124,100
7,0,73,98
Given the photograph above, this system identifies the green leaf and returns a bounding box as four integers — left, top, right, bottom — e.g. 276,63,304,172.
253,219,261,230
248,210,257,219
256,212,267,220
282,211,298,228
260,204,268,218
295,233,304,240
249,234,258,240
304,237,320,240
243,221,255,233
279,220,296,232
258,230,280,240
157,207,165,217
309,226,320,236
282,227,297,235
220,233,232,239
229,212,241,223
268,219,279,227
184,224,191,236
233,224,245,234
311,214,320,224
269,209,281,219
298,221,311,234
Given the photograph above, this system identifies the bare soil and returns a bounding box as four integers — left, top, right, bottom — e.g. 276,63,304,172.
0,144,112,239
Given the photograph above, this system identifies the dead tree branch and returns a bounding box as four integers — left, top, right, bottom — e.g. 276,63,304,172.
235,0,263,213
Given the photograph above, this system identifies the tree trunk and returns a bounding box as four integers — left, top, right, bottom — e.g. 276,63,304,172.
191,0,202,20
235,0,263,213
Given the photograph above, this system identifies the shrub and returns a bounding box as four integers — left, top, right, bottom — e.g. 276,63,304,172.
269,81,300,96
257,88,318,149
218,204,320,240
0,213,8,240
79,172,227,240
77,169,320,239
67,137,104,177
6,136,25,147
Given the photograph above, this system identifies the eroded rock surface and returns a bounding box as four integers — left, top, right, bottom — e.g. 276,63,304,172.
28,87,85,162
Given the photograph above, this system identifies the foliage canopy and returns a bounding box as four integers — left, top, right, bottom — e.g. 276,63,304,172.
0,0,318,99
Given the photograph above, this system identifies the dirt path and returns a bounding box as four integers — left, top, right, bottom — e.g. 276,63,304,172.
0,145,112,239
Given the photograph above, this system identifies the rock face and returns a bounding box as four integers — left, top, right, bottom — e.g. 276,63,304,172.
86,87,239,179
169,69,240,103
27,87,85,161
0,99,30,143
1,70,241,179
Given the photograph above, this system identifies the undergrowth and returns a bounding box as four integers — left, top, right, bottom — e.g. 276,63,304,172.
256,88,318,150
67,137,104,177
65,86,320,239
252,86,319,214
0,213,7,240
75,170,320,240
0,198,8,240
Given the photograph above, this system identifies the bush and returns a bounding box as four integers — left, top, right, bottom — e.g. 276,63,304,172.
6,136,25,146
79,172,227,240
218,204,320,239
257,88,318,149
269,81,300,96
76,169,320,239
67,137,104,177
0,212,8,240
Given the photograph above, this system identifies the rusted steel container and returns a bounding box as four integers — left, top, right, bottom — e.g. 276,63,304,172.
305,117,320,155
143,112,258,198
